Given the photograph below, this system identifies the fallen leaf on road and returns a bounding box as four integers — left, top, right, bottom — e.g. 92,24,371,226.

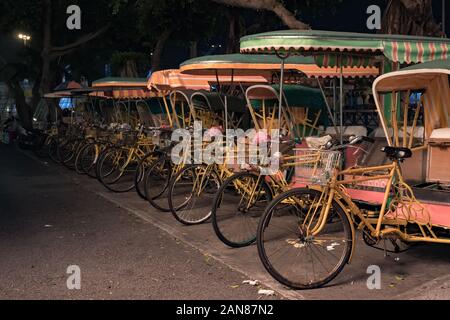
243,280,260,286
258,289,275,296
395,275,405,281
389,283,396,288
230,285,240,289
204,255,213,265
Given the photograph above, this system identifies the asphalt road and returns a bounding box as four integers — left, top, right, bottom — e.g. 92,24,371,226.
0,143,277,300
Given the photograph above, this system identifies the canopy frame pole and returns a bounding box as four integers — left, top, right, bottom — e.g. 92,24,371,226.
215,70,221,93
333,78,337,126
317,79,340,137
225,95,228,131
70,97,74,126
339,54,344,144
161,95,173,127
229,69,235,95
275,50,290,134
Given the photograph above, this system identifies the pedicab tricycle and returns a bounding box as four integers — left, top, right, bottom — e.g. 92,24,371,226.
239,29,450,289
256,59,450,290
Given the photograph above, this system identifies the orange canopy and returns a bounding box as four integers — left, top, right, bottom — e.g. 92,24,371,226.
148,69,269,92
89,89,159,100
91,77,161,99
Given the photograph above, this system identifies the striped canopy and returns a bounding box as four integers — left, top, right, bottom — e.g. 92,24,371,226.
92,77,148,88
90,89,156,100
314,54,375,68
148,69,269,92
91,77,157,100
240,30,450,66
180,53,379,78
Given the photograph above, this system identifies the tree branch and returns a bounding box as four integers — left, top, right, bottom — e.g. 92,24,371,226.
50,24,111,58
212,0,310,29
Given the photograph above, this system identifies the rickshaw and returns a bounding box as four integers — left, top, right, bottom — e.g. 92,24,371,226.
72,84,151,177
33,81,84,161
166,90,250,224
141,68,272,213
144,89,249,213
87,77,166,193
136,70,213,208
177,53,378,246
238,29,450,289
211,83,330,247
165,55,309,225
38,82,99,166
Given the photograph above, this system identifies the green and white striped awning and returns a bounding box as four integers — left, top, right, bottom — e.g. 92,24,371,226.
240,30,450,66
313,54,375,68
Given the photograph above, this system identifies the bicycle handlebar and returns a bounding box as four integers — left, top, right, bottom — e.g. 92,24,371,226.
326,135,375,151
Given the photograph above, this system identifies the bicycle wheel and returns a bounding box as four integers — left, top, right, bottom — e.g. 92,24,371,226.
68,140,86,170
48,137,59,163
75,142,99,176
95,146,112,180
134,151,163,200
257,188,353,290
56,139,70,164
98,147,138,193
144,157,173,212
74,142,88,174
58,139,80,169
168,164,221,225
211,171,272,248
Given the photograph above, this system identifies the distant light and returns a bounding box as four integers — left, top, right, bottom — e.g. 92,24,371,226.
17,33,31,46
18,33,31,40
33,118,37,122
59,98,73,110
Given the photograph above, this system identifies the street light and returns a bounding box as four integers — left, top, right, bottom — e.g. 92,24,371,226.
17,33,31,46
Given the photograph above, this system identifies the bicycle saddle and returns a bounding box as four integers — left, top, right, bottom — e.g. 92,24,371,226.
381,146,412,160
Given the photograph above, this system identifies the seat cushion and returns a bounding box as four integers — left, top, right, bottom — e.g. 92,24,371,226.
430,128,450,139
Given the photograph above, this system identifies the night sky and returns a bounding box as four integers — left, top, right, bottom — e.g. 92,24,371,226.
0,0,449,78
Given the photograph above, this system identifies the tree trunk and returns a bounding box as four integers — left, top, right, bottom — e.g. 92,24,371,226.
40,0,53,95
30,74,42,112
190,41,198,58
151,29,172,72
120,60,139,78
381,0,443,36
226,9,241,53
7,80,32,129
